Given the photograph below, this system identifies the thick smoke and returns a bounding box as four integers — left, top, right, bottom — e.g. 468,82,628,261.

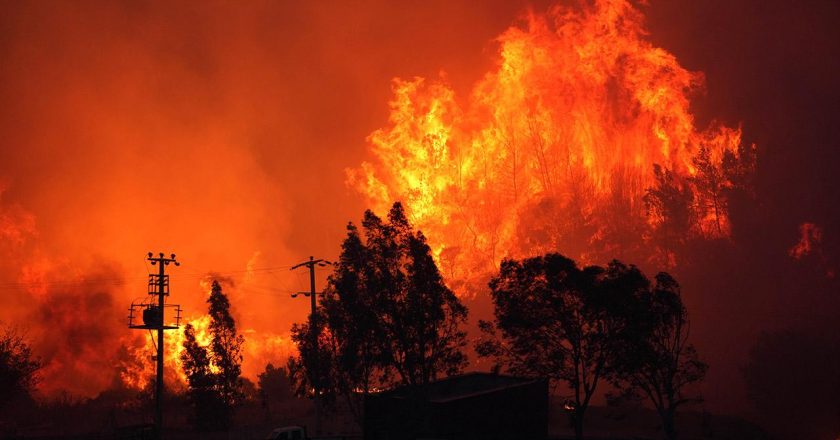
0,197,143,397
24,263,142,397
0,2,837,432
0,0,542,397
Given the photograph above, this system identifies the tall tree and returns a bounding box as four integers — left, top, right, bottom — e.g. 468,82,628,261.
477,254,647,440
181,323,225,431
207,280,245,411
362,202,468,387
612,273,707,440
690,146,728,236
0,324,41,410
287,320,336,399
289,202,468,406
316,222,389,424
644,164,695,265
180,280,245,431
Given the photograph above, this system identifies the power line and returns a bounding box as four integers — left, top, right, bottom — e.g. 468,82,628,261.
0,263,300,290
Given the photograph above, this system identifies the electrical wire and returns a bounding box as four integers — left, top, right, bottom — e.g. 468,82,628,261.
0,262,316,291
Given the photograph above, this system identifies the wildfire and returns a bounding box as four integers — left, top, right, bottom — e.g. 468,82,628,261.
123,314,294,391
115,316,204,391
350,0,750,289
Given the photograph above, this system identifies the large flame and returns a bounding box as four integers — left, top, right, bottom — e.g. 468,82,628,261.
2,190,297,396
350,0,745,289
0,0,758,399
124,302,295,391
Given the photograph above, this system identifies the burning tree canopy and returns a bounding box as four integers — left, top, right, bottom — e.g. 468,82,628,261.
350,0,756,292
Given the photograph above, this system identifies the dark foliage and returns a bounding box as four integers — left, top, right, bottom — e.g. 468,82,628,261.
644,164,695,265
0,325,41,410
287,320,335,399
207,280,245,409
690,146,728,236
181,323,226,431
610,273,707,440
366,203,468,387
477,254,642,439
289,202,468,424
478,253,705,440
257,363,292,418
180,280,244,431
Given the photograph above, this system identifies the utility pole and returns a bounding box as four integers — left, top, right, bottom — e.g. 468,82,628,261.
290,256,332,436
291,256,332,324
128,252,181,440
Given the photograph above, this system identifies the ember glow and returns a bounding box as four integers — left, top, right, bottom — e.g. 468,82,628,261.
4,203,300,396
790,222,822,259
123,307,293,391
2,0,752,396
351,0,749,290
0,0,838,431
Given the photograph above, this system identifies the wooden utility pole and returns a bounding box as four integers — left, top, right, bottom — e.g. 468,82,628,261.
129,252,181,440
290,256,332,436
290,256,332,334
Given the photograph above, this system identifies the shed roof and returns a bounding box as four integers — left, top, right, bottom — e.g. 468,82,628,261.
378,372,543,403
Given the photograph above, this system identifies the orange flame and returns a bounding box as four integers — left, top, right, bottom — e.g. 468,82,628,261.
350,0,745,288
125,315,295,391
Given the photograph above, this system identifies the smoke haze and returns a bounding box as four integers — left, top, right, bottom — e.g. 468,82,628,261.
0,1,838,426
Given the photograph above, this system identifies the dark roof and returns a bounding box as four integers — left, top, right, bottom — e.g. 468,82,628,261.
378,372,543,403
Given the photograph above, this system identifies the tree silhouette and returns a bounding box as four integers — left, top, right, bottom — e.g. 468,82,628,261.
612,273,707,440
690,146,728,236
181,323,225,431
180,280,244,431
721,142,758,240
257,363,292,419
287,320,335,399
0,324,41,410
289,202,468,411
721,142,757,196
317,221,389,424
477,254,647,440
360,202,468,387
207,280,245,411
644,164,695,265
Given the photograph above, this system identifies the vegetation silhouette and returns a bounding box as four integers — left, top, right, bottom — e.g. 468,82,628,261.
181,322,226,431
644,165,695,265
609,272,707,440
180,280,245,431
643,145,757,266
477,253,706,440
0,324,41,411
257,362,293,420
288,202,468,427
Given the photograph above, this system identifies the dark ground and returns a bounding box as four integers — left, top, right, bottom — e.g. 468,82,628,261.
2,394,772,440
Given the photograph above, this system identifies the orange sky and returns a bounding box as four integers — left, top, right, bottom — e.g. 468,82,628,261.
0,0,556,398
1,0,840,419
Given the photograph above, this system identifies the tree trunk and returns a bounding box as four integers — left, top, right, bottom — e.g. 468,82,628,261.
573,408,585,440
662,406,677,440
